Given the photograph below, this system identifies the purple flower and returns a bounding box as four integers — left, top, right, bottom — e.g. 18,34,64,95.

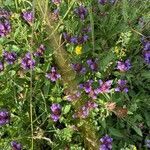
21,52,35,70
80,80,93,93
0,61,4,71
22,11,34,24
142,37,150,64
0,19,11,37
50,103,61,122
51,0,61,5
145,139,150,148
11,141,22,150
99,135,113,150
87,59,98,71
117,59,131,72
94,80,113,94
98,0,107,5
115,79,128,93
72,63,86,74
74,5,88,20
77,35,89,44
63,32,71,43
34,44,46,57
70,36,78,44
46,67,61,82
0,110,10,126
3,51,17,64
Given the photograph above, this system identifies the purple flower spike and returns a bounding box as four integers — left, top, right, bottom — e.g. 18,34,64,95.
74,5,88,20
0,110,10,126
46,67,61,82
50,103,61,122
117,59,131,72
3,51,17,64
87,59,98,71
0,9,11,19
0,19,11,37
99,135,113,150
21,52,35,70
80,80,93,93
115,79,128,93
11,141,22,150
22,11,34,24
72,63,86,74
34,44,46,57
0,61,4,72
95,80,113,94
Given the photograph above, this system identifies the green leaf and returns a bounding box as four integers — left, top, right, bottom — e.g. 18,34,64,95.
132,125,143,137
63,105,71,114
109,128,124,138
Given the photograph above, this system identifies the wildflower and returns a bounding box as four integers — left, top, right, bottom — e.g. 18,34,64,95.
79,80,93,93
145,139,150,148
46,67,61,82
72,63,86,74
70,36,78,44
75,45,82,55
63,32,71,43
65,91,81,101
11,141,22,150
117,59,131,72
87,58,98,71
51,0,61,5
0,19,11,37
0,61,4,72
141,37,150,64
77,35,88,44
22,11,34,24
3,51,17,64
74,5,88,20
50,103,61,122
34,44,46,57
0,109,10,126
21,52,35,70
99,135,113,150
51,9,59,21
94,80,113,94
115,79,128,92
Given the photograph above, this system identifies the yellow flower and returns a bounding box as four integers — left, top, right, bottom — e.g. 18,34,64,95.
75,45,82,55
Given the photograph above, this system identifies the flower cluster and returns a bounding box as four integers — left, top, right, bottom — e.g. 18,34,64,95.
94,80,113,94
46,67,61,82
87,59,98,71
74,5,88,20
99,135,113,150
72,63,86,74
11,141,22,150
21,52,35,70
73,101,98,118
50,103,61,122
0,110,10,126
63,32,88,45
117,59,131,72
0,9,11,37
141,37,150,64
22,11,34,24
115,79,128,93
65,91,81,102
3,51,17,64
